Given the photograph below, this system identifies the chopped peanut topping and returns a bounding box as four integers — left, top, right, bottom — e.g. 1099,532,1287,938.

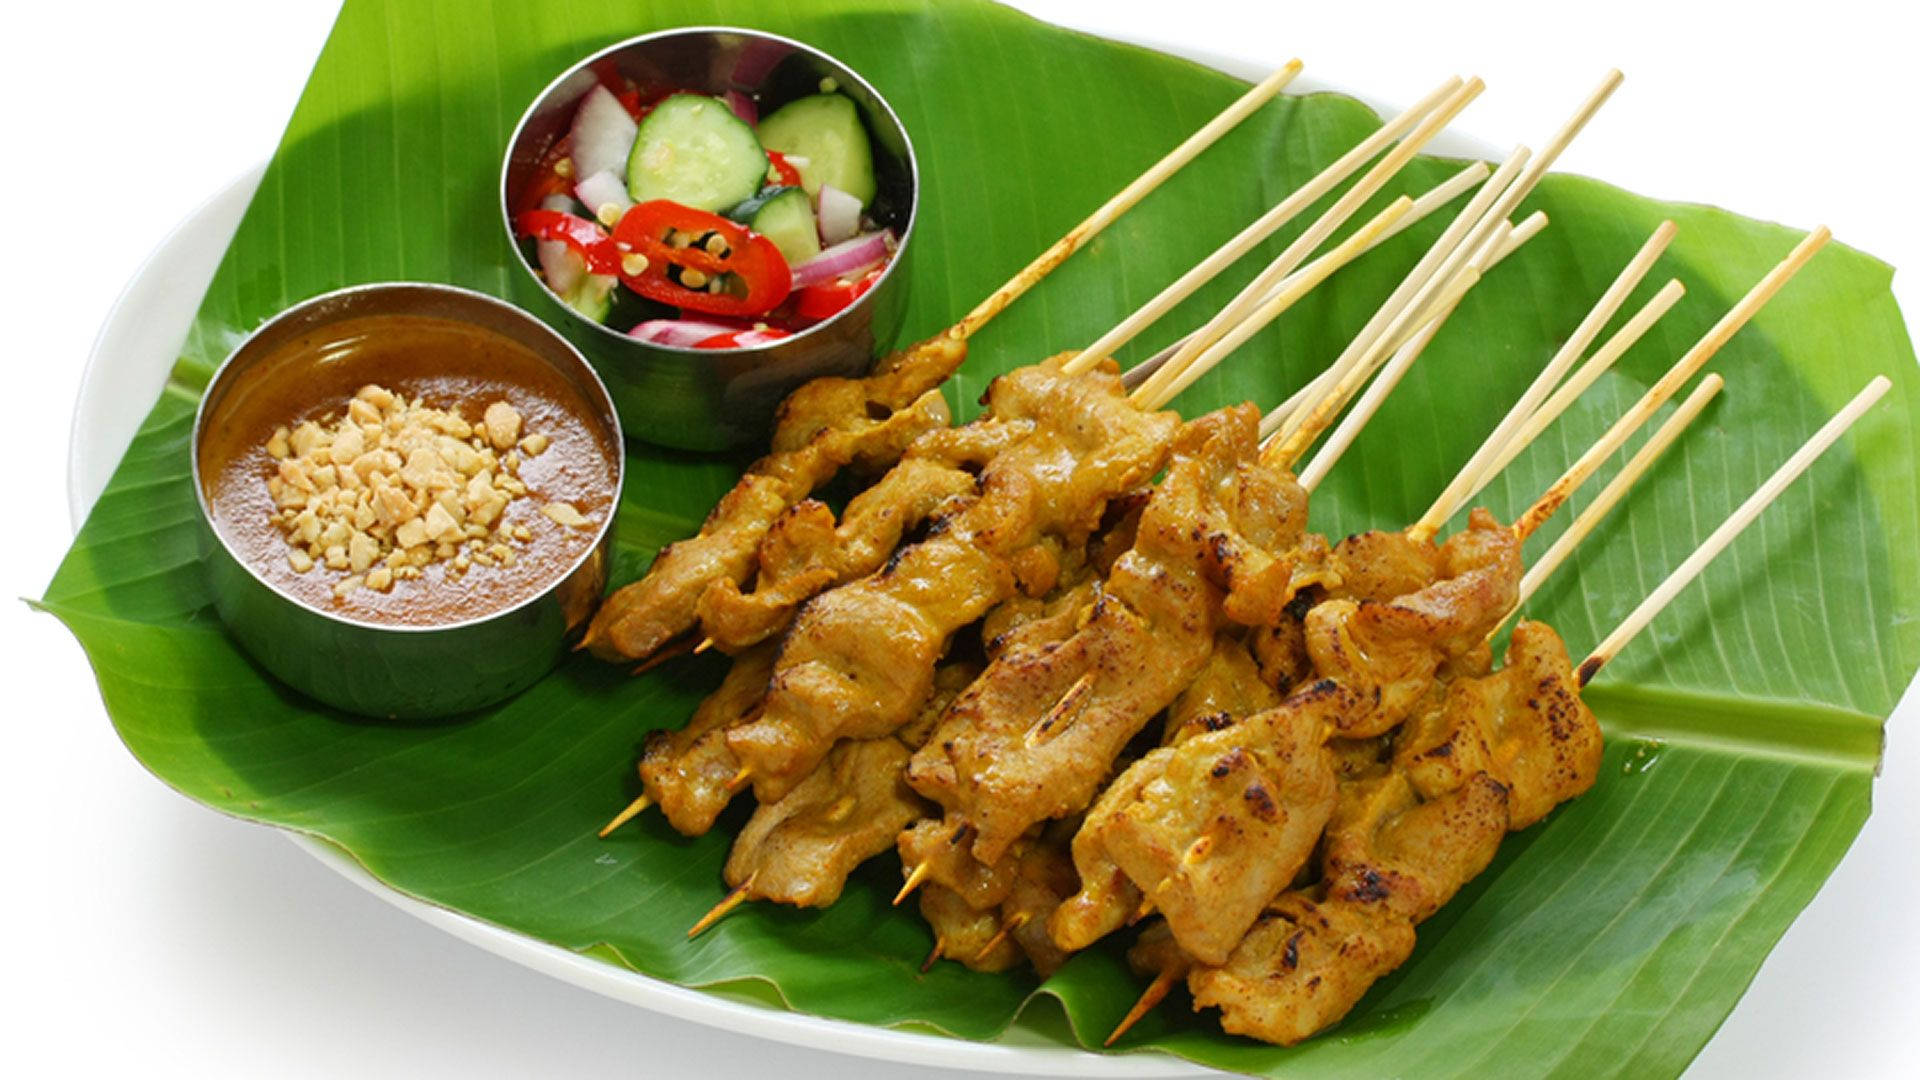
265,384,573,604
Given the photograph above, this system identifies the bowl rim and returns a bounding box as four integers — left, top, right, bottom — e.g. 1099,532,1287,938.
189,280,627,636
498,24,921,355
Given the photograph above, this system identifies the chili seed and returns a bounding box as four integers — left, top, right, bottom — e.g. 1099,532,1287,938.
681,268,710,289
621,252,649,277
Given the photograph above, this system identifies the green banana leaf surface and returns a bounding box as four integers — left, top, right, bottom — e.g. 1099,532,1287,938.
41,0,1919,1076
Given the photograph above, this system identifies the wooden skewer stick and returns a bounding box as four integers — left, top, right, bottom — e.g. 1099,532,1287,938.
1413,220,1679,538
1129,77,1487,407
1437,276,1688,526
973,914,1030,962
1119,161,1491,392
1579,375,1892,685
688,875,756,939
1510,228,1830,541
1135,197,1415,410
1070,75,1464,376
1298,241,1520,490
951,61,1304,342
1107,969,1181,1046
598,793,653,838
1272,68,1626,460
921,937,947,974
1495,374,1725,638
1258,209,1547,437
893,862,934,906
1263,143,1532,465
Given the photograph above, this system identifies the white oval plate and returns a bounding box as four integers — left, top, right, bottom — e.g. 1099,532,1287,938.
63,36,1907,1079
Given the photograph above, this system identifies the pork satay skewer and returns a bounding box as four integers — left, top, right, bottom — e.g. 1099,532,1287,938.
1119,378,1886,1042
584,64,1303,667
679,99,1485,662
1493,373,1725,636
1069,75,1470,377
1580,374,1891,683
894,201,1551,911
1413,219,1680,525
693,167,1500,660
1131,78,1489,405
615,187,1438,839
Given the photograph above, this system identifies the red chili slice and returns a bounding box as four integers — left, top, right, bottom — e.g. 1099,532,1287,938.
612,200,792,317
791,265,883,321
514,209,621,276
766,150,804,189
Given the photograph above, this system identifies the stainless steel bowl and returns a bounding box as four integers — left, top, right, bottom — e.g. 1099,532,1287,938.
190,283,624,720
501,26,919,451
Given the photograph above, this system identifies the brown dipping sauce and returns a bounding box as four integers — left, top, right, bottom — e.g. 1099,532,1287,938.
199,314,619,627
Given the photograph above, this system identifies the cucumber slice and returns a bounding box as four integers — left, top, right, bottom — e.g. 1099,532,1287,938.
730,186,821,265
756,93,876,207
562,273,616,324
626,94,767,212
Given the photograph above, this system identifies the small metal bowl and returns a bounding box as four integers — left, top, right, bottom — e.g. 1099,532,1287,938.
190,283,624,720
501,26,919,451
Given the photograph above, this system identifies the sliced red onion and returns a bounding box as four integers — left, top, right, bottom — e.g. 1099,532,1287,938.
569,84,639,181
816,184,862,244
574,169,632,223
790,231,893,289
705,328,792,349
722,90,758,126
537,239,586,296
630,318,750,348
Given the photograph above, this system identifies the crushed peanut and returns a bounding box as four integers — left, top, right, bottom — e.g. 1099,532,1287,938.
265,384,582,600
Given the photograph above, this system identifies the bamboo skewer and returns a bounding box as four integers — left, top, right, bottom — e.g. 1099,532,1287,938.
1494,374,1725,637
1272,69,1628,462
1579,375,1892,685
1129,77,1488,407
1509,228,1830,542
1072,76,1466,376
973,914,1029,962
1297,254,1501,490
951,61,1304,342
1261,144,1532,465
1107,969,1181,1046
1257,209,1547,435
688,875,756,939
598,793,653,838
1119,161,1492,392
893,862,934,906
1414,221,1679,536
1133,197,1417,410
1432,276,1689,528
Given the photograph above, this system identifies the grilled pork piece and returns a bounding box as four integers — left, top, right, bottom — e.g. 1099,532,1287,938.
583,333,968,664
725,356,1179,802
1164,631,1282,746
1054,679,1345,964
1393,619,1602,830
723,736,929,908
1185,624,1602,1045
918,883,1024,973
1304,509,1522,738
638,643,777,836
908,405,1310,864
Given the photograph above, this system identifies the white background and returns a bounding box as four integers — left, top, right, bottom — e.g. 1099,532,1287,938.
3,1,1916,1076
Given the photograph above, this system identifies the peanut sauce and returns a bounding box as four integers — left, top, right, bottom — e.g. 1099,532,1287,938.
199,313,618,626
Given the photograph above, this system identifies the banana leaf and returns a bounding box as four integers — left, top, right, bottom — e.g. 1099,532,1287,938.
39,0,1918,1075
